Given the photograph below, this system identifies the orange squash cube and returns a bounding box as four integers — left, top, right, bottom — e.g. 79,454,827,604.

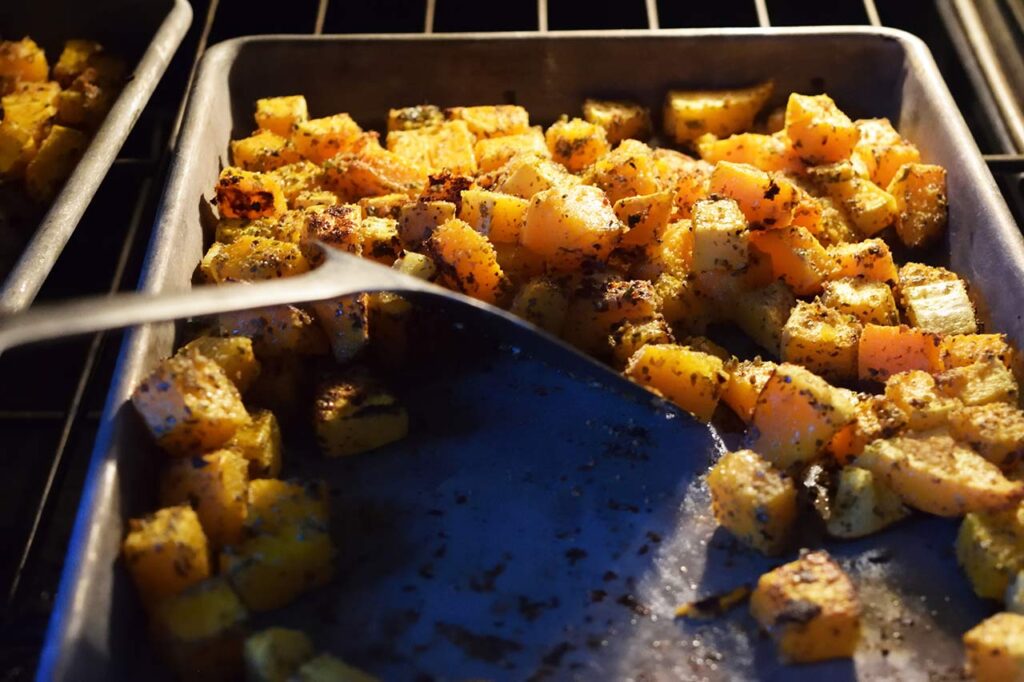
857,323,942,382
942,333,1015,370
721,358,777,423
708,449,798,555
697,132,804,174
783,93,859,164
445,104,530,139
582,99,652,144
827,238,898,284
624,344,727,422
291,113,362,163
159,449,250,548
781,300,862,382
708,161,800,228
852,118,921,187
888,162,948,248
663,81,774,145
545,116,610,172
585,139,662,203
749,225,831,296
522,184,623,271
427,218,509,304
122,506,211,609
615,189,674,249
255,95,309,137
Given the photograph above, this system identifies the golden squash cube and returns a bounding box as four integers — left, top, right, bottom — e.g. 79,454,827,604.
356,216,401,264
750,550,861,663
852,118,921,187
721,358,776,423
783,93,859,164
427,218,509,304
200,236,309,284
291,113,361,163
883,370,960,431
582,98,652,144
180,336,260,393
23,124,87,201
826,466,909,538
494,152,579,199
624,344,727,422
936,358,1019,407
159,449,250,549
0,38,49,86
697,131,804,174
219,304,329,358
225,410,283,479
215,167,287,220
942,333,1015,370
255,95,308,137
297,203,363,263
293,190,338,209
445,104,529,139
609,316,675,368
268,161,323,207
690,198,748,273
132,348,249,456
615,189,674,249
749,363,858,470
458,188,529,244
244,627,315,682
899,265,976,335
810,161,897,236
826,394,907,466
152,577,247,682
511,276,569,335
663,81,773,145
562,279,661,357
857,323,943,383
221,527,333,612
827,238,898,284
472,127,549,173
2,81,59,141
386,120,477,175
585,139,662,203
639,218,694,279
314,371,409,457
545,116,610,173
122,506,211,609
707,449,797,555
949,403,1024,467
963,612,1024,682
858,431,1024,517
292,654,379,682
749,225,831,296
52,40,102,85
731,281,796,356
323,137,428,200
653,272,708,333
957,508,1024,600
522,183,622,271
311,294,370,364
397,200,456,246
781,300,862,382
231,130,298,172
0,119,36,177
708,161,799,228
888,162,947,248
359,192,407,219
245,479,329,537
820,277,898,325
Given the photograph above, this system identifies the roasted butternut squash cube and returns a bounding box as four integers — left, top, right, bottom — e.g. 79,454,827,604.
810,161,897,235
152,577,247,682
899,265,976,335
219,305,329,358
949,403,1024,467
857,324,943,382
750,550,860,663
749,225,831,296
293,654,379,682
458,188,529,244
122,506,211,609
545,116,610,173
231,130,298,172
884,370,960,431
585,139,662,203
936,358,1019,407
624,344,727,422
387,104,444,132
254,95,308,137
357,216,401,264
888,162,948,248
827,394,908,466
323,136,428,199
359,192,407,219
0,119,36,177
216,168,287,220
494,241,546,290
749,363,857,470
291,113,361,163
0,38,48,86
663,81,774,145
160,449,249,549
957,509,1024,599
615,189,674,249
392,250,437,280
690,198,748,273
708,449,797,555
54,71,116,129
781,300,861,382
445,104,530,139
783,93,859,164
697,132,804,174
639,218,694,279
562,279,661,357
609,315,675,368
826,466,909,539
200,236,309,283
314,371,409,457
963,612,1024,682
268,161,323,207
722,358,776,423
708,161,799,228
942,334,1015,370
731,281,796,357
292,190,338,210
2,81,59,140
511,276,569,334
491,151,579,199
180,336,260,394
297,204,363,263
653,272,708,333
244,628,315,682
664,152,714,219
396,200,455,246
132,348,249,456
820,277,898,325
52,40,102,86
472,127,549,173
427,218,509,304
221,527,333,612
582,98,652,144
311,294,370,364
852,118,921,187
245,479,329,537
827,238,898,284
23,124,87,201
815,195,863,246
386,120,477,175
225,410,283,479
858,431,1024,516
522,184,622,271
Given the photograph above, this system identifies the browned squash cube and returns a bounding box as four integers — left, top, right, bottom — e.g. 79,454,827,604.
949,402,1024,467
731,281,796,357
131,347,250,456
585,139,662,203
582,98,652,144
663,81,773,145
721,358,776,423
122,506,211,609
935,358,1019,407
200,236,310,283
963,612,1024,682
445,104,530,139
609,316,675,368
781,300,861,382
545,116,610,173
225,410,283,479
750,550,861,663
291,113,361,163
810,161,897,236
708,449,797,555
783,93,858,164
231,130,299,172
883,370,960,431
219,304,329,358
356,216,401,264
472,127,549,173
942,333,1015,370
314,370,409,457
827,238,898,284
244,627,315,682
23,124,87,201
852,118,921,187
956,508,1024,600
820,277,898,325
180,336,260,393
887,162,948,248
160,449,250,548
427,218,509,304
215,168,287,220
826,394,908,466
624,344,727,422
510,276,569,335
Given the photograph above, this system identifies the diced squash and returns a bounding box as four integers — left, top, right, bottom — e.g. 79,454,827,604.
24,125,87,201
783,93,858,164
810,161,897,236
949,403,1024,467
393,250,437,280
888,162,947,248
493,152,579,199
355,216,401,264
201,236,309,283
663,81,774,145
697,132,804,174
781,300,861,382
225,410,283,479
749,225,831,295
2,81,59,147
458,188,529,244
219,304,329,358
269,161,323,207
750,550,861,663
52,40,106,86
827,238,898,284
858,431,1024,516
609,315,675,368
311,294,370,363
473,127,549,173
160,449,249,549
397,200,456,246
935,358,1020,407
445,105,530,139
963,612,1024,682
545,116,610,172
585,139,662,203
957,508,1024,599
324,136,428,199
749,363,858,470
615,189,674,249
387,104,444,132
624,344,727,421
427,218,509,304
562,279,661,357
245,479,329,537
690,198,749,273
857,323,942,382
245,628,315,682
122,506,211,609
491,242,544,288
707,449,797,555
653,273,708,334
722,358,776,423
293,190,338,209
637,219,693,280
216,167,287,220
511,276,569,334
359,192,407,219
826,394,907,466
386,120,477,175
314,371,409,457
180,336,260,393
665,153,714,219
583,99,652,144
291,113,362,163
731,281,796,357
826,466,909,538
292,654,379,682
820,277,898,325
898,263,976,335
0,38,49,86
522,183,623,271
255,95,308,137
884,370,960,431
852,118,921,187
943,334,1015,370
221,527,333,613
151,577,247,682
708,161,800,228
231,130,298,172
0,119,37,177
132,348,249,456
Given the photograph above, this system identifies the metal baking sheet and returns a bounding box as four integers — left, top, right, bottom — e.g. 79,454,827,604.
0,0,192,314
39,29,1024,681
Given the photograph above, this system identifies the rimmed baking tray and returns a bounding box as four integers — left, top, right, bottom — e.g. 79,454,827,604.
39,28,1024,681
0,0,192,314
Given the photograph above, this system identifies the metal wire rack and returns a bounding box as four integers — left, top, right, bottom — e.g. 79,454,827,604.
1,0,1022,676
